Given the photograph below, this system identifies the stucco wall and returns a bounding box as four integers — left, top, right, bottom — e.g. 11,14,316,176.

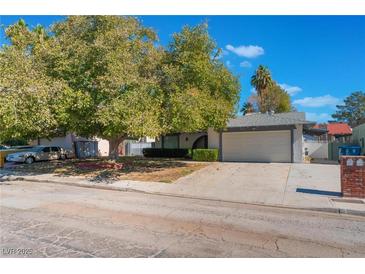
293,124,303,163
154,137,162,148
154,133,206,149
303,141,328,159
207,128,220,149
179,132,206,149
31,134,110,157
30,134,74,150
96,138,110,156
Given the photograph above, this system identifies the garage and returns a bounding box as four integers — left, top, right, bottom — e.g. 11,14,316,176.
222,130,292,163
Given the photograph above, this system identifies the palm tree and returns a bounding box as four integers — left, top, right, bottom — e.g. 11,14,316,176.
240,102,255,115
251,65,274,112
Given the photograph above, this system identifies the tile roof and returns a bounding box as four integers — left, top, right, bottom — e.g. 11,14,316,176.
227,112,312,128
327,123,352,135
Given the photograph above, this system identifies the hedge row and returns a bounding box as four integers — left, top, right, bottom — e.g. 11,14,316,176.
142,148,189,158
142,148,219,162
192,149,219,162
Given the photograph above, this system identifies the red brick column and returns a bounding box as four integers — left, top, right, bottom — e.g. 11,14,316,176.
340,156,365,198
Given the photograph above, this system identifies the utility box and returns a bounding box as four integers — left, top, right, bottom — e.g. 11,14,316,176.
340,156,365,198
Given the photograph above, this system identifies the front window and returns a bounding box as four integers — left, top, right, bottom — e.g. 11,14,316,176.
163,135,179,149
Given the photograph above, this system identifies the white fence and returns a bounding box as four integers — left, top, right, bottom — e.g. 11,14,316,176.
303,140,328,159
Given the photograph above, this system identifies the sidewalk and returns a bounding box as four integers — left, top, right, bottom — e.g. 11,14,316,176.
2,163,365,217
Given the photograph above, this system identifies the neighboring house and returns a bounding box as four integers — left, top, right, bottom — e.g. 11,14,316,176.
312,122,352,142
327,122,352,142
30,133,110,158
352,121,365,155
155,112,313,163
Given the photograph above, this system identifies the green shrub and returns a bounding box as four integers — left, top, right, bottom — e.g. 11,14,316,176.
143,148,190,158
192,149,219,162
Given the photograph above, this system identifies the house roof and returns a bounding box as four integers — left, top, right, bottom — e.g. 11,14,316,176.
326,123,352,136
227,112,312,129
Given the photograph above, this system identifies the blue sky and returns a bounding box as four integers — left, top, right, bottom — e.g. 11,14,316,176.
1,16,364,122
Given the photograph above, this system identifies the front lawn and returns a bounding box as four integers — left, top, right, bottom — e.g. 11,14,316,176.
5,157,208,183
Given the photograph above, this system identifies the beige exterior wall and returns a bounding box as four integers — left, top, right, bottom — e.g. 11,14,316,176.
154,133,207,149
179,132,206,149
293,124,303,163
96,138,110,156
303,140,328,159
31,133,110,157
30,134,74,151
207,128,220,149
154,137,162,148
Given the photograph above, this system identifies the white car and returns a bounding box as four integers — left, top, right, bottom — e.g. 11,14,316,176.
6,146,67,164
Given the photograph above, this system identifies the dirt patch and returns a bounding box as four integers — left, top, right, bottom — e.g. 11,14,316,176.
5,157,208,183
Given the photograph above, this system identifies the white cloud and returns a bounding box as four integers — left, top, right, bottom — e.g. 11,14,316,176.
225,44,264,58
293,94,341,107
306,112,332,123
279,83,302,96
240,61,252,68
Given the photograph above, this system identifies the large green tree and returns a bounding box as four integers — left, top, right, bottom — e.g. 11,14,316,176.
0,20,70,142
1,17,240,159
36,16,164,158
266,83,292,113
159,24,240,133
332,91,365,126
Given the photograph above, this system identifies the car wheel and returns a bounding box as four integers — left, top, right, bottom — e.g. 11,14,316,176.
59,154,66,160
25,157,34,164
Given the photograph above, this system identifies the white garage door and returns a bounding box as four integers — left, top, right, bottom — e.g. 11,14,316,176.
222,130,292,163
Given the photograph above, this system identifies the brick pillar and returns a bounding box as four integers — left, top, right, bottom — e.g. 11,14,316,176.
340,156,365,198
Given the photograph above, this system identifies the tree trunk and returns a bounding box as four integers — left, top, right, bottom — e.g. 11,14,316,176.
108,136,124,160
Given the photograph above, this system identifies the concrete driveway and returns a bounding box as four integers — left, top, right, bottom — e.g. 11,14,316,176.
170,162,292,205
167,162,359,211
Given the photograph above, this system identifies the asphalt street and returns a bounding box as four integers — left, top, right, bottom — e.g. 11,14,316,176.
1,180,365,257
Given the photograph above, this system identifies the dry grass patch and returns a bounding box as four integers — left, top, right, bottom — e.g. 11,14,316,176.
5,157,208,183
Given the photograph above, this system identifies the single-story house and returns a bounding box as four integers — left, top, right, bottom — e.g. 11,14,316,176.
155,112,313,163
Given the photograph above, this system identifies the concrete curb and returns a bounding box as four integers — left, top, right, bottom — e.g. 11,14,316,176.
8,176,365,218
